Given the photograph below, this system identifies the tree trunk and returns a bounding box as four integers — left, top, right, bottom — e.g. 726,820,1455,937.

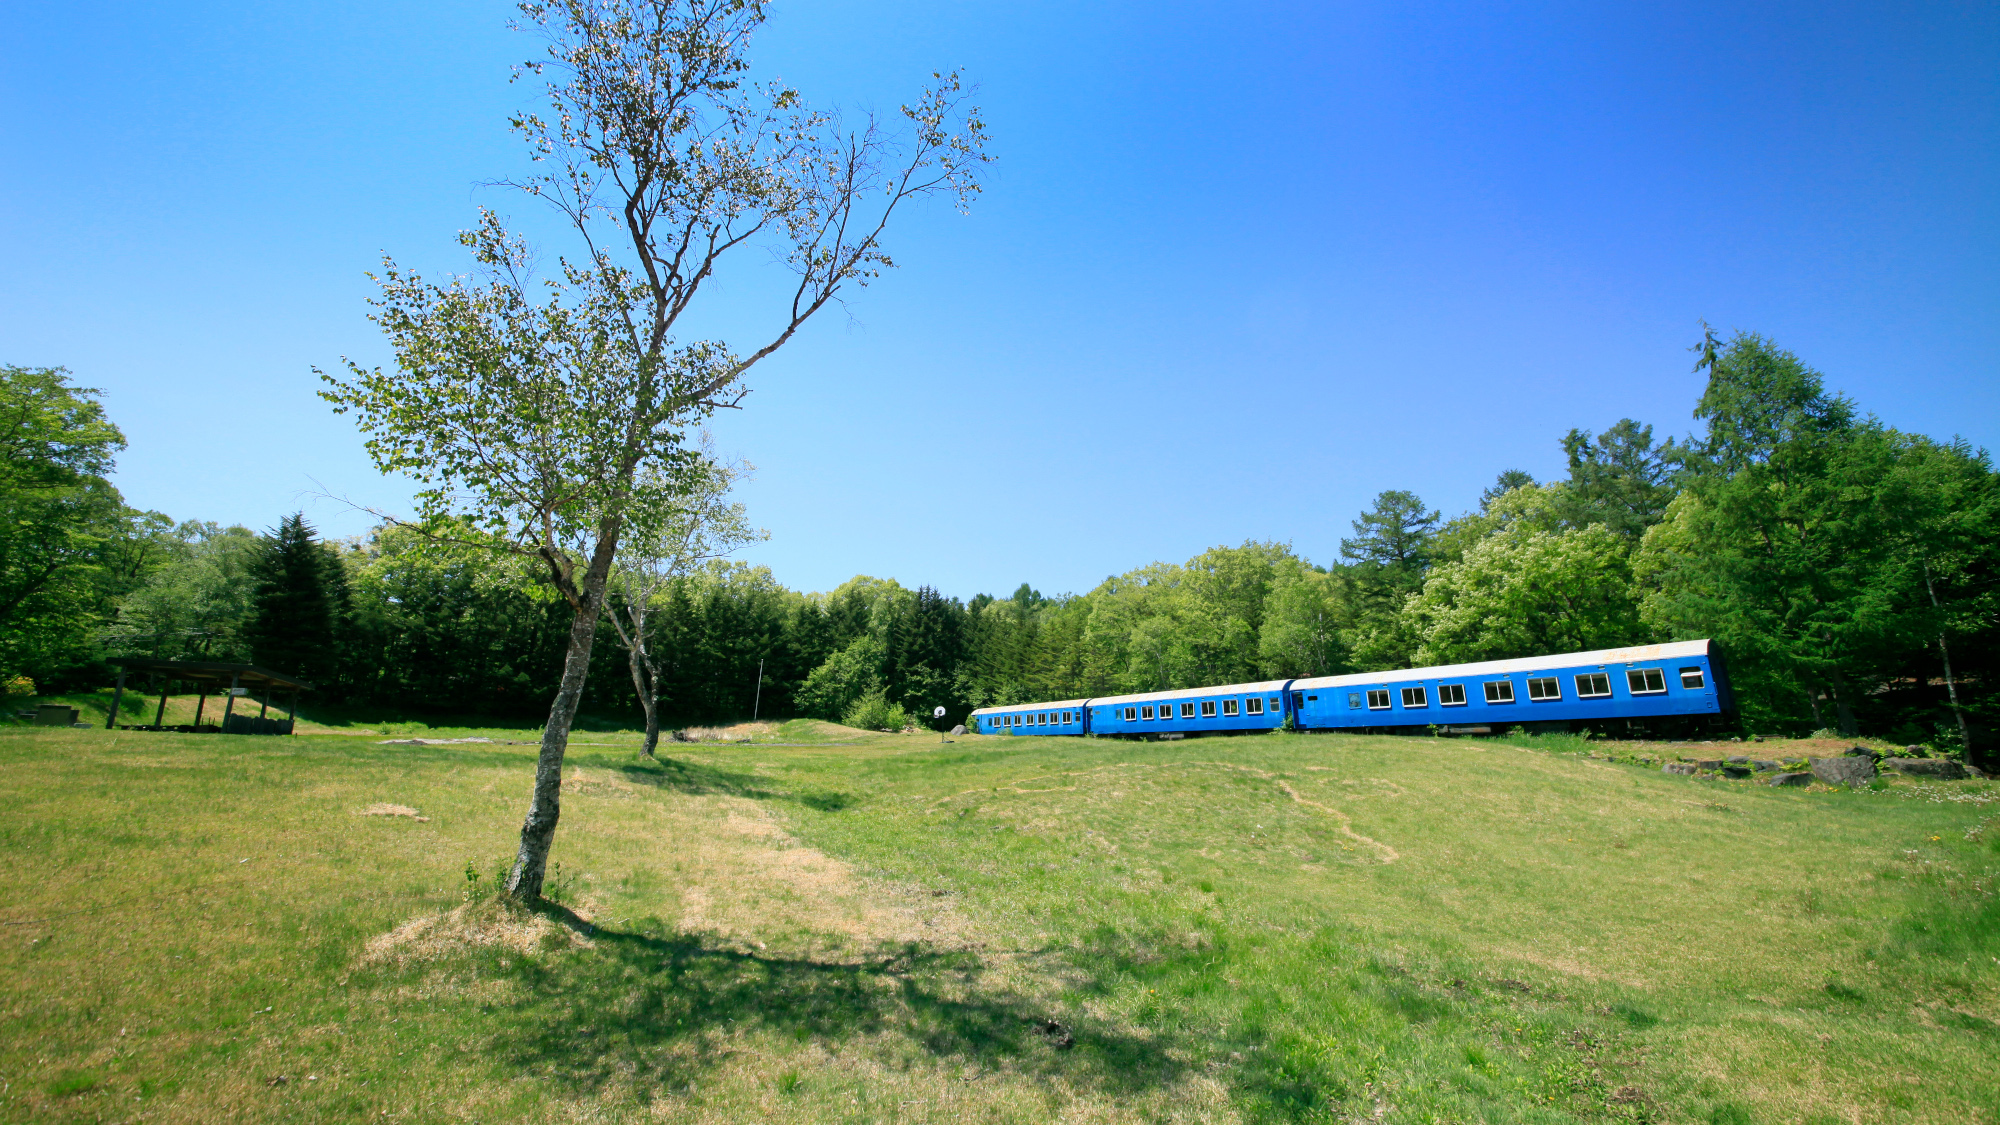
642,697,662,758
626,638,659,759
506,545,616,901
1924,564,1973,758
1827,672,1857,739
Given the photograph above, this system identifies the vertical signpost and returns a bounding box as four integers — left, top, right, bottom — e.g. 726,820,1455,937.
934,705,947,744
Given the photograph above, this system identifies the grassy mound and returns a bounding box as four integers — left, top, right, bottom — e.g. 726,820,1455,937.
0,725,1994,1123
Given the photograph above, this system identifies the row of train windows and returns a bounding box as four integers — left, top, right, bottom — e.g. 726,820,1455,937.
1348,667,1703,710
1121,695,1282,721
999,710,1072,727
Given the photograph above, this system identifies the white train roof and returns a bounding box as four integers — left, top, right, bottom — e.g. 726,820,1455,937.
1090,680,1292,708
1290,639,1715,691
969,699,1091,716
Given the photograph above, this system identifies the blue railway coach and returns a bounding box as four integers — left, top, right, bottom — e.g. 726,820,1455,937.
967,640,1731,739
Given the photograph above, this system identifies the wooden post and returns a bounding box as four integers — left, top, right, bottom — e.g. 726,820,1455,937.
154,679,170,728
258,689,269,719
288,688,299,735
192,689,207,731
106,669,127,730
222,672,239,732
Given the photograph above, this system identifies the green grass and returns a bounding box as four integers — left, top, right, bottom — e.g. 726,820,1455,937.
1,724,1995,1123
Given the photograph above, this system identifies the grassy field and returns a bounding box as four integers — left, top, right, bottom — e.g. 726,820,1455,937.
1,721,1995,1124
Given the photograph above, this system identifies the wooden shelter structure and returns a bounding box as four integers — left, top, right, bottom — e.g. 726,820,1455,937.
106,659,313,735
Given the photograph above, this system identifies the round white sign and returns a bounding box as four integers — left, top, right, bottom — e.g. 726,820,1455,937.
933,706,947,718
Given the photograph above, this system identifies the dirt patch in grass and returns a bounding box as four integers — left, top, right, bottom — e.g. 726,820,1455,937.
361,896,592,966
677,721,779,743
357,802,430,820
675,796,979,958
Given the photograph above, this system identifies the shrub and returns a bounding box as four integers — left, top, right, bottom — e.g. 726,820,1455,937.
842,689,908,732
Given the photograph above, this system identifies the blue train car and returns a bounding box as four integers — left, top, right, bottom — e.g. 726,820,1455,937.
1288,639,1729,733
1089,680,1292,739
965,640,1730,741
969,699,1089,736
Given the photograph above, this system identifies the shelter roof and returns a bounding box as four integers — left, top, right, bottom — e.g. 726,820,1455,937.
110,658,313,691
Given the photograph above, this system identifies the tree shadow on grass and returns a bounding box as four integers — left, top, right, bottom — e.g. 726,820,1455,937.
612,757,858,811
446,901,1187,1104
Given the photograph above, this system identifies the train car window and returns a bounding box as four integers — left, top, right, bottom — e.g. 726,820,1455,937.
1575,673,1612,698
1038,712,1048,725
1627,668,1667,694
1269,697,1281,710
1348,693,1361,708
1221,699,1239,716
1159,706,1173,721
1245,697,1264,715
1680,666,1705,689
1439,684,1467,705
1484,680,1515,703
1181,702,1196,718
1062,711,1072,723
1366,689,1390,710
1141,705,1154,720
1526,676,1561,700
1401,686,1427,708
1124,707,1138,721
1292,692,1305,708
1200,701,1217,717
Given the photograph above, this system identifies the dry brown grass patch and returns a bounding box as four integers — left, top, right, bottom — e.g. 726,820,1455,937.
676,721,779,743
674,796,979,959
357,802,429,821
360,897,591,966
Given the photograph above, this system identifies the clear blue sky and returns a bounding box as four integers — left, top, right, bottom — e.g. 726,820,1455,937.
5,1,1995,600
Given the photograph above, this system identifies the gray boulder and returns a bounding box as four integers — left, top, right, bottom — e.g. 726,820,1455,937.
1769,772,1813,787
1844,746,1879,759
951,724,967,736
1662,762,1698,776
1883,758,1968,780
1727,755,1750,765
1721,765,1753,779
1753,760,1781,772
1810,756,1876,786
1692,759,1724,770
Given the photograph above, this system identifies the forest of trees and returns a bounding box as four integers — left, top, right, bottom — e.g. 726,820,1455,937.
4,329,1995,756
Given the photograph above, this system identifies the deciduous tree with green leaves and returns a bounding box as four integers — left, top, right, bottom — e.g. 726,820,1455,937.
604,451,762,757
0,365,133,679
321,0,988,899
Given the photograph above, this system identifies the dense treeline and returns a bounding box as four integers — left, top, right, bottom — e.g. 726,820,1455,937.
4,331,1995,754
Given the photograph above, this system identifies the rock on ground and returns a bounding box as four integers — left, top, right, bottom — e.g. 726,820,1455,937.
1810,756,1877,786
1769,772,1813,787
1884,758,1969,780
1663,762,1698,776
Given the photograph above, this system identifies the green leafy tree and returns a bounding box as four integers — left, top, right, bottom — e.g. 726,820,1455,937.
1635,331,1909,734
1257,559,1352,678
242,513,348,687
1556,418,1681,541
320,0,988,900
1341,491,1438,669
603,453,763,756
0,366,131,679
1411,524,1641,664
1480,469,1537,510
106,523,279,664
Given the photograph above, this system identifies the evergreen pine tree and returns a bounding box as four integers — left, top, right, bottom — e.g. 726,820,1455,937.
243,513,340,686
